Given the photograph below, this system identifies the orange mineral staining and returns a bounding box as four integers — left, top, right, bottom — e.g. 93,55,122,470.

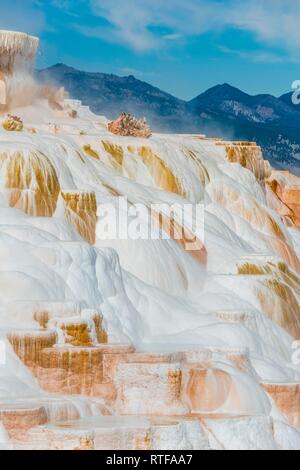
256,278,300,339
262,383,300,429
61,191,97,244
137,146,183,196
266,171,300,228
101,140,124,168
7,329,57,372
0,404,48,440
0,149,60,216
220,142,271,181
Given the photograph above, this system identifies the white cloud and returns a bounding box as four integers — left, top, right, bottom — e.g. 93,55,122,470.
86,0,223,51
2,0,300,60
229,0,300,51
218,46,286,64
84,0,300,55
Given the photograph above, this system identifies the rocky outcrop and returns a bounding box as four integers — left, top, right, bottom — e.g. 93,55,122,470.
108,113,152,138
2,114,23,131
266,171,300,228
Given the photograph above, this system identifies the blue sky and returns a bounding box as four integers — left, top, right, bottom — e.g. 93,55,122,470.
1,0,300,100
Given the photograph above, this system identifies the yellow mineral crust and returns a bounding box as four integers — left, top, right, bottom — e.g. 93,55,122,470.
257,278,300,338
0,149,60,216
101,140,124,168
83,144,100,160
59,320,94,346
81,310,108,344
238,260,300,296
61,191,97,244
184,149,210,186
137,146,183,196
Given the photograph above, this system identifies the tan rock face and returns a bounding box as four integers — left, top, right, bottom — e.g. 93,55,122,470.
37,346,104,396
108,113,152,138
61,191,97,244
263,383,300,428
266,171,300,228
217,142,271,181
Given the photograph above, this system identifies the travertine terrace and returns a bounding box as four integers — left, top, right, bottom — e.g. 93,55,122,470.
0,31,39,110
0,30,300,450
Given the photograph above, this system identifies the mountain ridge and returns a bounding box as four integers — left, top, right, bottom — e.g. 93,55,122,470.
37,64,300,174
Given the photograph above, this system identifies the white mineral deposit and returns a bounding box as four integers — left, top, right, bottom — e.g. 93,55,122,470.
0,28,299,451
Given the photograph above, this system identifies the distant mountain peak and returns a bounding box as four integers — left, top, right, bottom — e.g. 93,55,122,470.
47,63,76,72
36,63,300,174
189,83,251,104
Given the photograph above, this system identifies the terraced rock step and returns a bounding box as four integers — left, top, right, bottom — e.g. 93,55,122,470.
0,403,47,440
20,416,210,450
7,329,57,371
115,362,187,416
36,344,135,397
13,413,299,450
